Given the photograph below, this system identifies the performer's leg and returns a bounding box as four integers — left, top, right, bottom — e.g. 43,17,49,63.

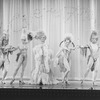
10,55,23,84
1,69,7,84
37,73,42,85
81,68,90,85
19,55,27,84
92,70,98,85
92,59,99,85
81,57,93,84
63,59,70,84
1,60,9,84
63,71,70,84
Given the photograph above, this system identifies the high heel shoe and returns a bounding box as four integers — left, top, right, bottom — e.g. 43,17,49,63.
64,81,70,85
19,80,25,85
81,80,83,85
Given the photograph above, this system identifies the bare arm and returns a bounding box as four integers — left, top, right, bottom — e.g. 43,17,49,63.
79,44,91,57
56,48,63,57
68,42,77,51
79,44,89,48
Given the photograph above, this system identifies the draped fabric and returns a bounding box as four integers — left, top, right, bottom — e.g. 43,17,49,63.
1,0,100,81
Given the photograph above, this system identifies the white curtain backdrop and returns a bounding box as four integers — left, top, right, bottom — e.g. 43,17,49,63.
0,0,3,38
0,0,3,78
1,0,100,81
2,0,31,79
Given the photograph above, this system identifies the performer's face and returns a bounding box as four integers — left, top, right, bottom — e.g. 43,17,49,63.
22,38,27,44
65,39,71,46
91,35,98,44
40,36,46,43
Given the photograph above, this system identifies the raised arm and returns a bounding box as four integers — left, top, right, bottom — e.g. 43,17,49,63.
79,44,90,49
79,44,91,57
69,42,78,51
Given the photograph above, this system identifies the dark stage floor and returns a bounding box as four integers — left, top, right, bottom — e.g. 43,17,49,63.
1,80,100,100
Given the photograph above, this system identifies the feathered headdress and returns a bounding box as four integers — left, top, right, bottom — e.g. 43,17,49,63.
63,33,74,42
59,33,74,47
34,31,47,40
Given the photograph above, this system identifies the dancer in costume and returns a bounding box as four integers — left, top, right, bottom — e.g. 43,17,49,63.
0,33,18,84
31,31,53,85
54,34,79,85
10,27,33,84
81,31,100,85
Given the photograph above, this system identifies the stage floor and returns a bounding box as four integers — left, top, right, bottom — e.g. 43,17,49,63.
1,80,100,100
0,80,100,90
